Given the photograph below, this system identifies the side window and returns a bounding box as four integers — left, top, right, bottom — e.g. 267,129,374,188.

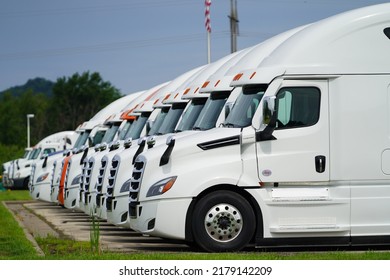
275,87,320,129
43,148,55,156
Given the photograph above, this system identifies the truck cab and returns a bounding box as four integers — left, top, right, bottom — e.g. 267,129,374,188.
125,5,390,252
79,86,171,216
54,92,147,207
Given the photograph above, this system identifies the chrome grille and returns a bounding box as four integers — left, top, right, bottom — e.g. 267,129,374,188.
64,159,71,192
129,158,145,203
50,161,57,195
107,154,120,197
85,157,95,192
95,155,108,206
79,158,88,202
29,163,36,191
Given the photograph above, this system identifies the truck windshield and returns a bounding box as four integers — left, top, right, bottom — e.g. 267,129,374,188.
223,85,266,128
175,98,207,132
22,150,31,158
192,91,230,131
125,112,151,140
101,122,121,143
30,148,41,160
91,130,106,146
147,106,170,136
73,131,91,149
118,120,133,140
156,102,187,135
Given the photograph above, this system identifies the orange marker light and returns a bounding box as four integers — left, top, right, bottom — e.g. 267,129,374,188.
202,81,210,88
233,73,243,81
250,72,257,79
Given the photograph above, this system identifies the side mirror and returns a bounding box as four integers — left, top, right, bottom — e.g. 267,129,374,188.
42,154,48,168
224,102,234,119
88,136,93,147
257,96,277,142
262,96,276,125
146,120,154,135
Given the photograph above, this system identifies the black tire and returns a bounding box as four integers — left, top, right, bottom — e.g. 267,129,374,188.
191,190,256,252
23,177,30,190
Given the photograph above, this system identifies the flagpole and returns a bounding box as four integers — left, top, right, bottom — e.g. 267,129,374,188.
205,0,212,63
207,31,211,63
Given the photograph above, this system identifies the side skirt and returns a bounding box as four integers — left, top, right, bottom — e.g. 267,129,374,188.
256,236,390,248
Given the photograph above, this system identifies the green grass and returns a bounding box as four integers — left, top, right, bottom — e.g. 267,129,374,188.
2,190,390,260
0,190,37,259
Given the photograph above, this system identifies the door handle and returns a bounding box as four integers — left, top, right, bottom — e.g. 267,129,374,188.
315,155,326,173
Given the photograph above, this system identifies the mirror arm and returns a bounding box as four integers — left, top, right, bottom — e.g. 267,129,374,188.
256,111,277,141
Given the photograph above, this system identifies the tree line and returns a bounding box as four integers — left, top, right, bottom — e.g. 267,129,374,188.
0,71,121,166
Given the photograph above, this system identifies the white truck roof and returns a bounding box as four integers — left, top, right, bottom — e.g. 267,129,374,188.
35,130,77,146
177,51,244,100
105,90,147,124
199,46,255,93
88,92,144,121
153,65,206,107
78,92,145,130
233,3,390,85
129,82,170,114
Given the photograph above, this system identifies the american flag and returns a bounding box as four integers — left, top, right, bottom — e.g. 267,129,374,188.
205,0,211,33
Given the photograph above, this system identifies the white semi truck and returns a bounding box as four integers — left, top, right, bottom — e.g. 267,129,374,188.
60,83,169,209
86,66,207,219
5,130,77,190
51,92,146,206
29,91,144,203
78,85,174,216
127,4,390,252
2,148,32,189
105,51,253,227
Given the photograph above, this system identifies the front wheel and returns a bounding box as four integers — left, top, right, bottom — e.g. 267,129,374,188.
191,190,256,252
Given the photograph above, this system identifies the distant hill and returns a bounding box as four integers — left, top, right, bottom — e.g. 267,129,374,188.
0,77,54,97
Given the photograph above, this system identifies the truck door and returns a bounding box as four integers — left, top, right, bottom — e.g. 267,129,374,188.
257,79,329,182
256,79,350,240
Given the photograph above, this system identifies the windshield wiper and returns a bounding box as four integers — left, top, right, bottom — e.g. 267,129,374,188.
222,122,235,128
192,126,202,131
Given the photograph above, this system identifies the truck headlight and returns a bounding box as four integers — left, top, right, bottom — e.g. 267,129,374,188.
37,173,49,183
120,179,131,193
71,174,82,185
146,176,177,197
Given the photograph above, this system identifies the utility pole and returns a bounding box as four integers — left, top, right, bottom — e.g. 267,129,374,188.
229,0,239,53
27,114,34,148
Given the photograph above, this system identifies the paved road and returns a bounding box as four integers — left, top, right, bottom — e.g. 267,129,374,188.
5,200,191,253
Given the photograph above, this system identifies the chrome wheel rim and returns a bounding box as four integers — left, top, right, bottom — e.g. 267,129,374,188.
204,203,243,242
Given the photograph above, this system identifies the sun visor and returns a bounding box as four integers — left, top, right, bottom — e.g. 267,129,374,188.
133,100,156,113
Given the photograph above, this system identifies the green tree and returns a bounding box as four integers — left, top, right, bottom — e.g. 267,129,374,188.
47,71,121,131
0,92,22,146
0,90,49,147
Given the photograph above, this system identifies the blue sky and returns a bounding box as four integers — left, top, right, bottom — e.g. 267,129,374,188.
0,0,388,94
